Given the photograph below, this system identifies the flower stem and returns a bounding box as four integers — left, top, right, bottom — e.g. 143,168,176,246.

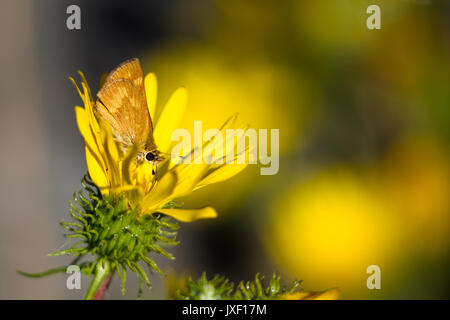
84,260,112,300
93,271,114,300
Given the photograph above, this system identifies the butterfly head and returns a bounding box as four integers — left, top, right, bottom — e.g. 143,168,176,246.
144,149,164,165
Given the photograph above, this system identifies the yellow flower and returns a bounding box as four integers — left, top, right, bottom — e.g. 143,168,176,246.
71,71,249,223
266,167,401,298
280,288,339,300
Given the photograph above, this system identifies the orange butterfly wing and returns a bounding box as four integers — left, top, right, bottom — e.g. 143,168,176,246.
95,59,156,153
102,58,146,99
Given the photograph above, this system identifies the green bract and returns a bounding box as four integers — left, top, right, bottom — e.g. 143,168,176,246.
177,272,302,300
38,175,179,298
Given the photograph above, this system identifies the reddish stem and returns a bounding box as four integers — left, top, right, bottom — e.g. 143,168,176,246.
93,272,114,300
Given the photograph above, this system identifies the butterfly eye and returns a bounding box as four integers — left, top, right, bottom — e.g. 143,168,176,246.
145,152,156,162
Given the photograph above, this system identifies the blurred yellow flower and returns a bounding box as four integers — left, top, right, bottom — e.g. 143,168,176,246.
71,71,249,223
150,49,302,153
266,168,402,298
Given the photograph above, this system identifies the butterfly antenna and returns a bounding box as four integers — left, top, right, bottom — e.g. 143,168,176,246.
159,151,184,161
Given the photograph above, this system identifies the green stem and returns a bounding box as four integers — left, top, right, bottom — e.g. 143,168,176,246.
17,266,68,278
84,260,111,300
17,256,82,278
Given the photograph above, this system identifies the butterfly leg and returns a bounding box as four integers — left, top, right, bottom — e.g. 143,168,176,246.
152,165,158,180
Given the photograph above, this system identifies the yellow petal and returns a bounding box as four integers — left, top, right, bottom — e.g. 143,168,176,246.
75,107,98,154
281,288,340,300
84,91,100,134
157,206,218,223
124,187,145,211
280,292,310,300
76,98,104,161
141,171,177,213
102,123,119,162
121,144,139,185
172,163,209,198
78,71,94,102
154,87,187,152
144,72,158,122
69,77,83,99
195,164,248,190
136,161,154,192
307,288,340,300
98,120,120,187
85,146,109,194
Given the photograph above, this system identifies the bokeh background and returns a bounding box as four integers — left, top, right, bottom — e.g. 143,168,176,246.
0,0,448,299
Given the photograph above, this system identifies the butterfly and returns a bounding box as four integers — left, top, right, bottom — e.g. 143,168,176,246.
95,58,164,167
